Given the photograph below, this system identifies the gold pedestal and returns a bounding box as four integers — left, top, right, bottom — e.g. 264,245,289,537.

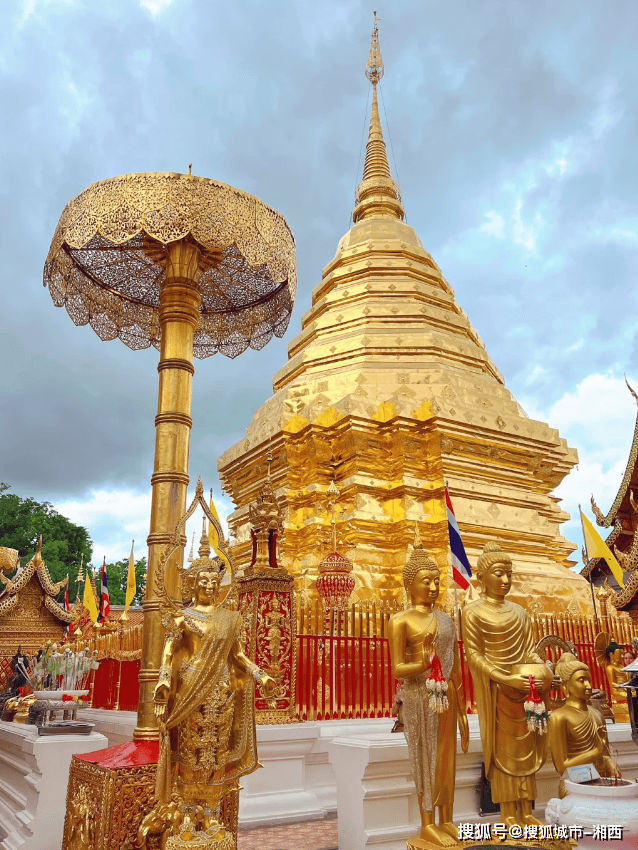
62,742,239,850
612,700,630,723
165,830,235,850
407,836,444,850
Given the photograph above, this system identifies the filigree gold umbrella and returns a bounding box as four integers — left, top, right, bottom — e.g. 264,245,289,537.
44,171,296,737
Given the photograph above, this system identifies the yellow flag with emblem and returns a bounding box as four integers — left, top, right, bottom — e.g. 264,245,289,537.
125,540,136,611
580,509,625,588
83,572,99,623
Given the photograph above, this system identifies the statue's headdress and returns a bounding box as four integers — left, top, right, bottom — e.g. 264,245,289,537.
555,651,588,685
154,477,236,615
403,526,438,588
182,518,226,602
476,541,512,578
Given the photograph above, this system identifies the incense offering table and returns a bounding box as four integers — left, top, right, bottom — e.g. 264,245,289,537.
0,720,106,850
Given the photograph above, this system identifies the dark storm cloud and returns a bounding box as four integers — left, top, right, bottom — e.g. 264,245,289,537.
2,0,638,515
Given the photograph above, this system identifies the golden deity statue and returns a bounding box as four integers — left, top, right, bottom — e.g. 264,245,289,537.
145,520,275,849
388,531,468,849
462,541,555,829
548,652,620,797
595,635,629,722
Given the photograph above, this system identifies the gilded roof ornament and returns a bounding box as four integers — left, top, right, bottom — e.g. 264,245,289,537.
0,536,72,623
365,12,384,85
43,173,297,360
353,14,404,223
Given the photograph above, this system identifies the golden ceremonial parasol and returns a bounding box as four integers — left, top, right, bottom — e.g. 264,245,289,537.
43,171,296,737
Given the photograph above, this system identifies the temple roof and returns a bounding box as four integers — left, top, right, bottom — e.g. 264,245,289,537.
581,380,638,609
0,536,73,623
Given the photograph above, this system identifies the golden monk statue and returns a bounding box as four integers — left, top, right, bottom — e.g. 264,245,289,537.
601,639,629,722
548,652,619,797
147,526,275,848
388,534,469,848
462,541,555,829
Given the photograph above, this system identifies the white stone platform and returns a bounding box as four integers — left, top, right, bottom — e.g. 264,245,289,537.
76,709,638,847
0,720,107,850
77,709,390,826
329,718,638,850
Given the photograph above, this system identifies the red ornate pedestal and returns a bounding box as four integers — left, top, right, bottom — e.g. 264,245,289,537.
238,471,297,723
238,571,296,722
62,741,239,850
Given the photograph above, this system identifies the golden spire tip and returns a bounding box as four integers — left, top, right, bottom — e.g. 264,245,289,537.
365,11,384,86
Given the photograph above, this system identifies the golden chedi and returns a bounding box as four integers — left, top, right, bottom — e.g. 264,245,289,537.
462,541,555,828
142,524,275,849
388,530,468,849
218,15,591,616
548,652,619,798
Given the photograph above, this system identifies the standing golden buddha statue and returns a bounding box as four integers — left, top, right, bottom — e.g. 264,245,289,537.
462,541,555,829
388,531,469,849
142,521,275,849
548,652,620,797
595,637,630,723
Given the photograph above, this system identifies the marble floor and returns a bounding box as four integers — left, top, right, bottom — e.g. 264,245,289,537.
237,817,338,850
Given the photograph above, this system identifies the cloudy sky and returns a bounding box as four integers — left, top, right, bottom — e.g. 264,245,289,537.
2,0,638,566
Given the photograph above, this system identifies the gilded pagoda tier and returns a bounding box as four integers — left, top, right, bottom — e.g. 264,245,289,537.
218,25,591,616
218,212,589,614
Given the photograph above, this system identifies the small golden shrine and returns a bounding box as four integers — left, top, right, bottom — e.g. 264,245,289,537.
0,538,73,686
582,379,638,619
218,18,592,615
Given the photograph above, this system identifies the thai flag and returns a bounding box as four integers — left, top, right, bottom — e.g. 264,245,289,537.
445,485,472,590
98,556,110,622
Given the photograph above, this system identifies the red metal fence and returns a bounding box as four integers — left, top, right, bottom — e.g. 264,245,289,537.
294,603,636,722
296,634,397,721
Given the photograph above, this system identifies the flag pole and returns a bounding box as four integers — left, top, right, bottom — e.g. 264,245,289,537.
579,503,600,632
446,480,461,635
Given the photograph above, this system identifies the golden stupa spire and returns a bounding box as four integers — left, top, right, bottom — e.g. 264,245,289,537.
353,12,405,223
198,516,212,559
75,553,84,601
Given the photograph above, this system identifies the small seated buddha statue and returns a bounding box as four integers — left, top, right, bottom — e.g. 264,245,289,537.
604,641,630,722
548,652,620,797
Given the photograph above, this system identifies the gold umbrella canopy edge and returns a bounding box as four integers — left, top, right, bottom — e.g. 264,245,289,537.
43,172,297,359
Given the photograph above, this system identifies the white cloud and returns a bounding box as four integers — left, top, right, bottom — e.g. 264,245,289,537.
512,198,542,251
18,0,73,26
525,364,546,385
591,218,638,246
140,0,175,15
521,371,638,548
55,486,232,569
480,211,505,238
566,338,584,354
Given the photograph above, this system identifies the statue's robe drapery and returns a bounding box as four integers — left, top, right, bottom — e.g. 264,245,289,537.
156,607,257,804
402,610,459,811
548,704,616,798
462,598,547,804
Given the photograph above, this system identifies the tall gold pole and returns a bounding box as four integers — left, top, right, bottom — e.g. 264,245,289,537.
134,240,201,739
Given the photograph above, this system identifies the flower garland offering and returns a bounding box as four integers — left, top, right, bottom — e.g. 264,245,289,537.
524,675,549,733
62,693,90,702
426,653,449,713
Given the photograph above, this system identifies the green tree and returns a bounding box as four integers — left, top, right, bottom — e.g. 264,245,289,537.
99,557,147,607
0,484,92,601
